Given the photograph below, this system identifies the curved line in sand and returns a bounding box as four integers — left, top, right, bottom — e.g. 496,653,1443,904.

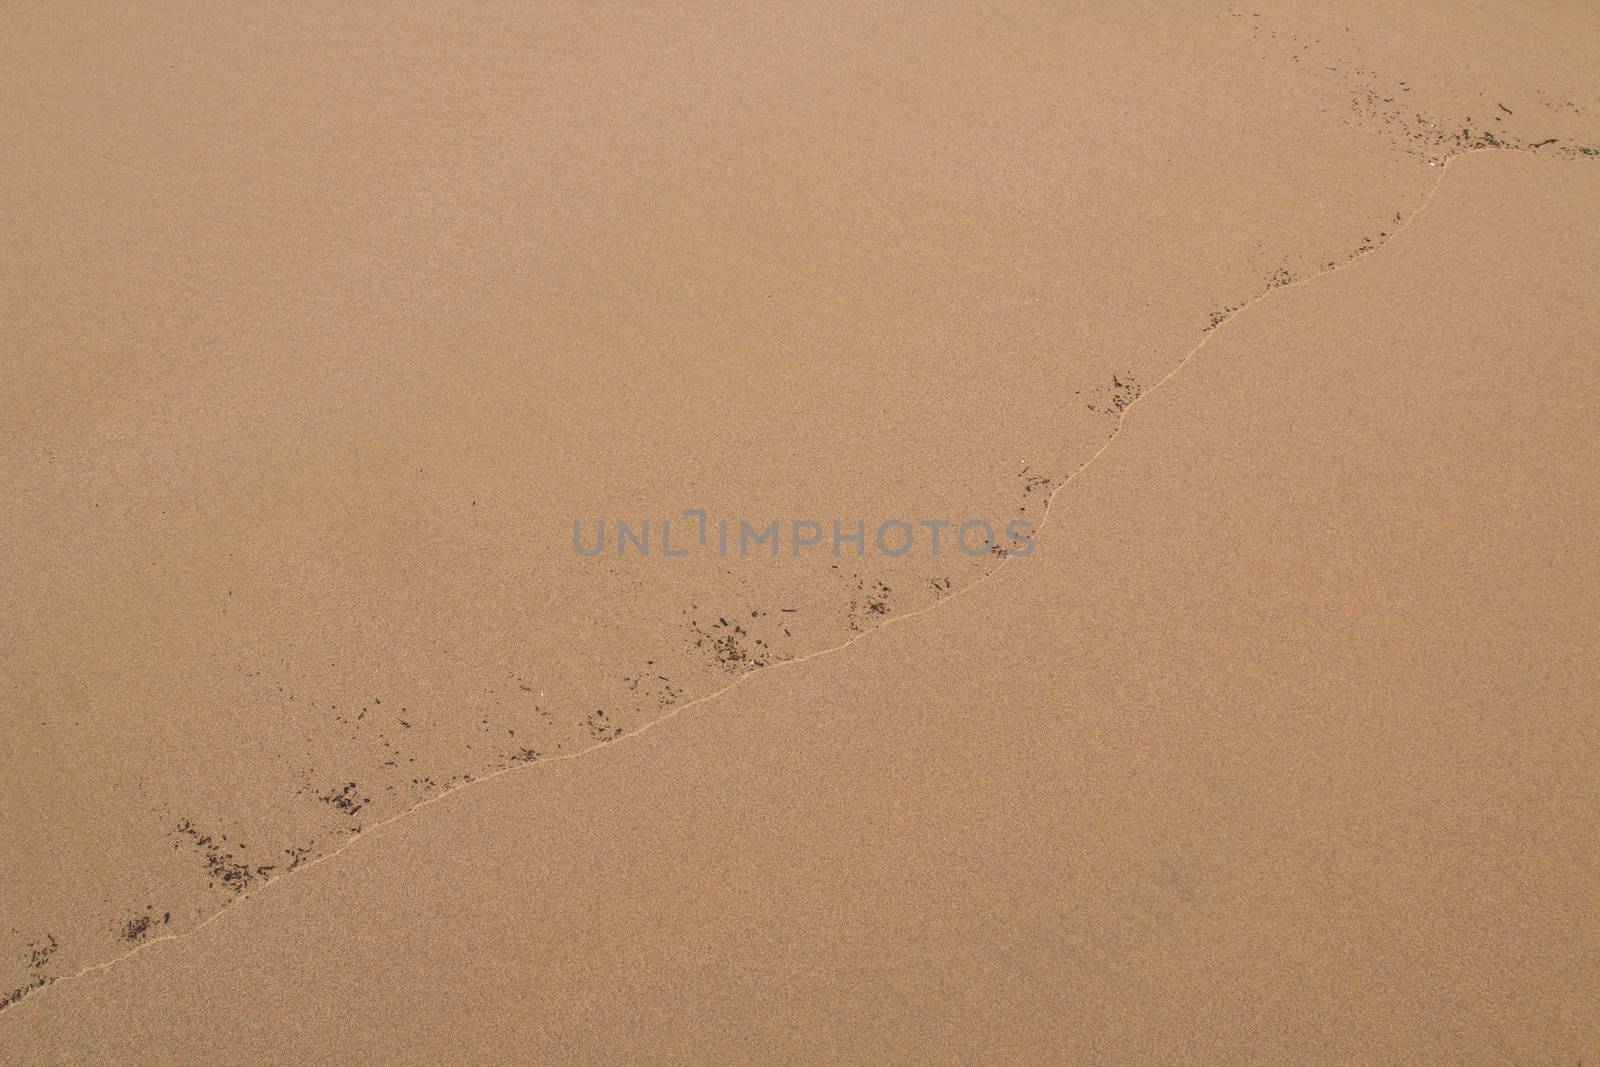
0,144,1537,1018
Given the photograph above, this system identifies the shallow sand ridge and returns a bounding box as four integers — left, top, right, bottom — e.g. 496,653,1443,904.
3,2,1599,1059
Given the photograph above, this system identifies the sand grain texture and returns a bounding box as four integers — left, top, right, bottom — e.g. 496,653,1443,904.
3,1,1599,1061
6,148,1599,1063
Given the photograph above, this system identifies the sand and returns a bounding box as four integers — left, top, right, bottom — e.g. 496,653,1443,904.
3,2,1598,1063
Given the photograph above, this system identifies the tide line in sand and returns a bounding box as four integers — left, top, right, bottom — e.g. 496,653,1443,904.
0,143,1526,1018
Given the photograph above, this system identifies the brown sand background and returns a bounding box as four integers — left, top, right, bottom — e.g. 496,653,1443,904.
3,1,1599,1061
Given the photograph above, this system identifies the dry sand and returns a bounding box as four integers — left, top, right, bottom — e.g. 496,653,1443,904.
3,2,1599,1063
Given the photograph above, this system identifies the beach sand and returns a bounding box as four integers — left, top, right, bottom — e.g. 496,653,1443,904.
3,3,1598,1061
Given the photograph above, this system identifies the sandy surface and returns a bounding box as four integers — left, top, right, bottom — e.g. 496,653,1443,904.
3,2,1599,1062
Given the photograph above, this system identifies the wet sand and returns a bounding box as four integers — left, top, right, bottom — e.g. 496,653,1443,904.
3,2,1599,1061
